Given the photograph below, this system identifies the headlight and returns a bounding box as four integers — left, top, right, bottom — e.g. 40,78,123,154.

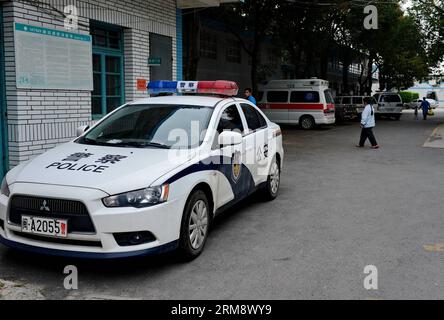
1,177,10,197
102,184,169,208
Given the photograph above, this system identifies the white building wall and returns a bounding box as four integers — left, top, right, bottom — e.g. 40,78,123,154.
1,0,178,167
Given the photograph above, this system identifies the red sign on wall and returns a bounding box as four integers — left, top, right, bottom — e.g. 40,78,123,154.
137,79,147,91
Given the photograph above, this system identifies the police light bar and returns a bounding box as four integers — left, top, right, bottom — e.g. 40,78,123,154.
147,80,239,96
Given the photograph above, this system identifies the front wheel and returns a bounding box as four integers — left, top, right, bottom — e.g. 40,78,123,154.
261,157,281,201
178,190,210,260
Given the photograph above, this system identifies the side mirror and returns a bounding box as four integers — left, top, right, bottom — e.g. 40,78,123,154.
76,125,90,137
218,131,242,147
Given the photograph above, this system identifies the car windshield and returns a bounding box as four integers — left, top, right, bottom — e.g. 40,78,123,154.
77,104,214,149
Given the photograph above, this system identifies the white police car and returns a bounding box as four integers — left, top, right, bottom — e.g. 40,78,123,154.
0,81,284,260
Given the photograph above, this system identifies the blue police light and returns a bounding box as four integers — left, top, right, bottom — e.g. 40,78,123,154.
147,81,178,94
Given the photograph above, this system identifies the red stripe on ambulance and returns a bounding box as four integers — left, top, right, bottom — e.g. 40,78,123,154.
259,103,334,111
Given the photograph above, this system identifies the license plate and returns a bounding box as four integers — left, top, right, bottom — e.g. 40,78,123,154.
21,216,68,238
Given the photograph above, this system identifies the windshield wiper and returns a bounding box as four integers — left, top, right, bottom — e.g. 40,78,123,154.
80,138,171,149
112,141,171,149
82,137,98,145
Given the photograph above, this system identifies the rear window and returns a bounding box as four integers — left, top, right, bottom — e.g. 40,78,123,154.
290,91,320,103
381,95,401,103
324,90,334,104
267,91,289,103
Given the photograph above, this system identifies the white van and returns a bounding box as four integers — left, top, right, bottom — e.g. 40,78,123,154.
335,95,376,120
257,79,335,130
373,93,403,120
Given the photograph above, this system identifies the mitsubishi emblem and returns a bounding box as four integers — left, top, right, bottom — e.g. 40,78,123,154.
40,200,50,212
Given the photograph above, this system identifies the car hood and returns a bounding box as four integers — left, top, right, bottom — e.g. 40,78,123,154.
10,142,196,195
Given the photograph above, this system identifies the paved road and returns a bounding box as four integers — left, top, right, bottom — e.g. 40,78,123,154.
1,110,444,300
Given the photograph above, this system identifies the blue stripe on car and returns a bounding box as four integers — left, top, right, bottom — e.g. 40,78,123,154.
166,155,256,200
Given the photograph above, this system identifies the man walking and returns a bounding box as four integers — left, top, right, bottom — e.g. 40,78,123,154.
244,88,257,105
356,97,379,149
420,97,430,120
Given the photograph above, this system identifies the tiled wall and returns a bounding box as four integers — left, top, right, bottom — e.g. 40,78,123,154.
1,0,178,167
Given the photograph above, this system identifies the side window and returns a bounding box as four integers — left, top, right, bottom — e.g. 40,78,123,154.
290,91,320,103
342,97,351,104
267,91,289,103
217,105,244,134
241,104,267,132
353,97,363,104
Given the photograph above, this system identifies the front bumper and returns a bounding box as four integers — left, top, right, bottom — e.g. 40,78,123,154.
0,183,184,259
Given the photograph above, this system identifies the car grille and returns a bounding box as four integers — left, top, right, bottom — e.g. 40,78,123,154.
8,196,96,234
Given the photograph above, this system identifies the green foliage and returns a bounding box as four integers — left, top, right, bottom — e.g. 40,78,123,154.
400,91,420,103
409,0,444,70
214,0,433,91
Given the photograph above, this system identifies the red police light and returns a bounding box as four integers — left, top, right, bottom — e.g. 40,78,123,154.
197,81,239,96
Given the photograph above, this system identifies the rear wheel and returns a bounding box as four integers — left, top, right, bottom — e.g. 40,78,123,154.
300,116,316,130
178,190,210,260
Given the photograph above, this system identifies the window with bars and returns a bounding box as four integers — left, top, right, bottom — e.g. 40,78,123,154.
91,23,124,119
200,31,217,59
226,39,241,64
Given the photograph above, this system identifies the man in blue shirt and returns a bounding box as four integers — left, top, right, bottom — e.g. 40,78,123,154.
420,97,430,120
356,97,379,149
244,88,257,105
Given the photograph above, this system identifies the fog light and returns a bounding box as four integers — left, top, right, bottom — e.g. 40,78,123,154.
113,231,156,247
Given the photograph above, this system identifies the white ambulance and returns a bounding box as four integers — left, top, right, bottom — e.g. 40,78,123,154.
257,79,336,130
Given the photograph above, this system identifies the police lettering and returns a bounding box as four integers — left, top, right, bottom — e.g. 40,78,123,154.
46,162,109,173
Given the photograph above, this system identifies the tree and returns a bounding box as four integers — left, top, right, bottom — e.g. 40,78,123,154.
342,1,429,93
215,0,281,93
274,0,348,80
409,0,444,72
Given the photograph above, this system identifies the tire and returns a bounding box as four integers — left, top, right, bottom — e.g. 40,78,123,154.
178,190,211,260
261,157,281,201
300,116,316,130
